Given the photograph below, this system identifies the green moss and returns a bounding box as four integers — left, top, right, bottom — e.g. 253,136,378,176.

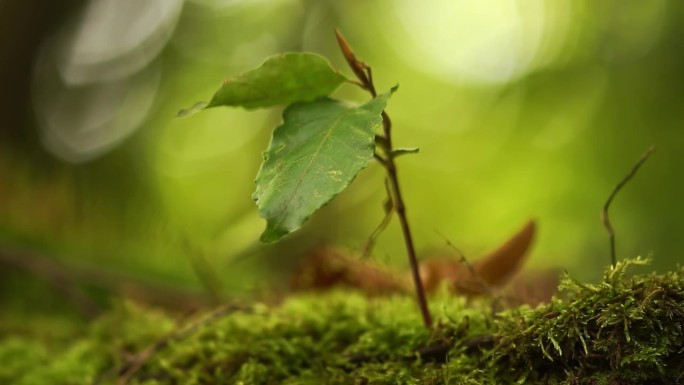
2,258,683,384
0,302,175,385
493,257,684,384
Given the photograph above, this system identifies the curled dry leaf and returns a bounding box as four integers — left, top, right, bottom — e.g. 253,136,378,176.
291,220,556,305
418,220,536,296
290,246,407,296
473,220,536,286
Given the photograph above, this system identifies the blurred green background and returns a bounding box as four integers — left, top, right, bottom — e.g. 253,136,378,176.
1,0,683,330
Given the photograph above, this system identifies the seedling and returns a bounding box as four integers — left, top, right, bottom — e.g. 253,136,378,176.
181,31,433,327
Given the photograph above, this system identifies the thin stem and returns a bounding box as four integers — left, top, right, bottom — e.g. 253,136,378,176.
384,147,432,327
373,153,388,166
375,134,390,148
601,145,655,267
336,29,432,328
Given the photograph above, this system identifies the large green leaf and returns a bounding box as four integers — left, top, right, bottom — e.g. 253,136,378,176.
206,53,347,110
253,90,394,243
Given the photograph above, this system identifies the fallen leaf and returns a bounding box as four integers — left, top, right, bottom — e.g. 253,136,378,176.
470,219,537,291
290,220,548,305
290,246,407,296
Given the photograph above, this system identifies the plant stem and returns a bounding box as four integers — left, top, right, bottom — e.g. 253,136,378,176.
335,30,433,328
380,121,433,328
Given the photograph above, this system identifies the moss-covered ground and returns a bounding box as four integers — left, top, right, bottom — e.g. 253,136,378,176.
2,258,683,385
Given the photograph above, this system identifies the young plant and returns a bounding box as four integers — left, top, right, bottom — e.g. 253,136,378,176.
181,32,432,327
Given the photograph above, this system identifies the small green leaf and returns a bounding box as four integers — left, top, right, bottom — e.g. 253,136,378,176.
254,90,395,243
391,147,419,158
207,53,347,110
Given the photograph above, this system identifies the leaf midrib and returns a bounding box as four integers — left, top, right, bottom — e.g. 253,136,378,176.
215,75,343,107
268,112,347,231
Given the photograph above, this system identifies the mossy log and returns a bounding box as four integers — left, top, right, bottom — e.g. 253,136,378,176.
2,258,683,385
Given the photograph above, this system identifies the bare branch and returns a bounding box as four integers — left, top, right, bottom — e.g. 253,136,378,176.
601,146,656,267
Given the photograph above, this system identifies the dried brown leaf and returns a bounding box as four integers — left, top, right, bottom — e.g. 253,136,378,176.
291,246,407,296
471,219,536,288
290,220,540,302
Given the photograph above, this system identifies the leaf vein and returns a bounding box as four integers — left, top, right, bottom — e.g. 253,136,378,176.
269,112,347,230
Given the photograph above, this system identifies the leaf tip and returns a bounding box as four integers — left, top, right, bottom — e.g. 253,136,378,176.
258,233,276,244
259,226,290,244
377,85,399,102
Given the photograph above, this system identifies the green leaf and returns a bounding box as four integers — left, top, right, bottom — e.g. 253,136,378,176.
254,90,394,243
391,147,419,158
206,53,347,110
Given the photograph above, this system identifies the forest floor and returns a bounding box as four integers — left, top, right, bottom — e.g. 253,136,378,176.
1,258,683,385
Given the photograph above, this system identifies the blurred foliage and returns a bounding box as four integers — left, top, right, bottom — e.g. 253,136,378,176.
1,0,684,330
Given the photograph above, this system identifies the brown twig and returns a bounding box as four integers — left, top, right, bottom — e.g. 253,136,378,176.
601,146,656,267
336,29,432,328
